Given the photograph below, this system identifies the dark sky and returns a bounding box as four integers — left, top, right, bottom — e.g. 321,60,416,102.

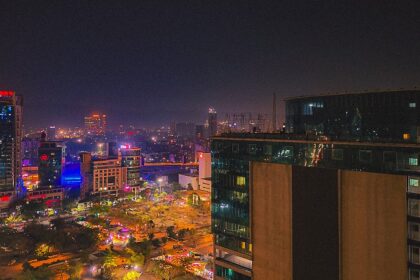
2,1,420,129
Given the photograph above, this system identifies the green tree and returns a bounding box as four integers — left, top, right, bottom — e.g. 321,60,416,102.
68,260,84,280
103,250,118,270
123,271,142,280
17,265,54,280
166,226,177,239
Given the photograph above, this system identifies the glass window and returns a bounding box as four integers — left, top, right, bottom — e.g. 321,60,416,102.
409,199,420,217
410,102,417,108
410,178,420,187
232,143,239,154
410,246,420,264
410,156,419,166
410,269,420,280
404,133,411,140
359,150,372,163
409,222,420,241
236,176,246,187
331,148,344,160
248,144,257,155
264,145,272,156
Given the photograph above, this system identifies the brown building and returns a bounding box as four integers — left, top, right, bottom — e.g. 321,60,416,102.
212,135,419,280
91,158,127,197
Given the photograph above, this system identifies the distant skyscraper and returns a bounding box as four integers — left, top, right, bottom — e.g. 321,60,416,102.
84,113,107,136
176,122,196,138
47,126,56,140
0,91,22,208
208,107,217,137
38,135,64,188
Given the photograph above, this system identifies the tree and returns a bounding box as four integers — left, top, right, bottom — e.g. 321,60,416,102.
68,260,84,280
151,238,162,247
123,271,141,280
35,243,54,257
17,265,54,280
103,250,118,270
20,200,45,219
166,226,177,239
177,229,189,240
129,252,145,267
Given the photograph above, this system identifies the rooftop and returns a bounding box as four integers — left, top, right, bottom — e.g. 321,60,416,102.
213,133,420,148
284,88,420,101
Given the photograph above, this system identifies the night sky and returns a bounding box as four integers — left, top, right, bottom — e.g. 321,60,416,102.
2,1,420,129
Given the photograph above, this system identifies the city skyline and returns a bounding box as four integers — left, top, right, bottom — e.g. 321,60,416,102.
2,1,420,128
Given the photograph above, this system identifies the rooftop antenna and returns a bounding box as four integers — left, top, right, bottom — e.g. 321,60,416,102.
272,92,277,132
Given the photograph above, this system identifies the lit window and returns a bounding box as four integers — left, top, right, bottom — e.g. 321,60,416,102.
404,133,410,140
249,243,252,252
241,242,246,249
410,178,420,187
236,176,246,186
410,157,419,166
410,102,417,108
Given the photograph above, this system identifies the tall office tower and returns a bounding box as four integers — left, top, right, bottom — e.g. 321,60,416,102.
208,107,218,137
84,113,107,136
211,90,420,280
38,135,64,188
47,126,56,140
0,91,22,208
120,146,142,193
195,124,205,140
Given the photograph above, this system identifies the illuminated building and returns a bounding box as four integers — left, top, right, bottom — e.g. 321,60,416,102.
198,152,211,192
38,135,64,188
92,158,127,197
47,125,56,140
84,113,107,136
208,107,218,137
0,91,22,209
212,91,420,280
120,145,142,192
285,89,420,142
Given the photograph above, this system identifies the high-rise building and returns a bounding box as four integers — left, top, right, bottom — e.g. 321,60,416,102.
208,107,218,137
198,152,211,192
84,113,107,136
0,91,22,208
38,135,64,188
211,90,420,280
285,89,420,142
175,122,196,138
120,145,142,193
91,158,127,197
47,126,56,140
